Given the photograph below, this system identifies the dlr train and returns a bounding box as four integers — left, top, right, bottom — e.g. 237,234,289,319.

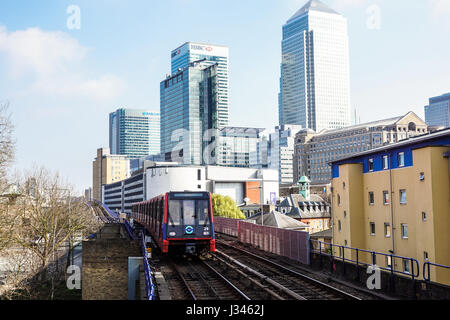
131,191,216,254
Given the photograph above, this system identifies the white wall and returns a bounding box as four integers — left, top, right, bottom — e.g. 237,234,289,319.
145,165,279,205
146,166,206,199
215,182,245,205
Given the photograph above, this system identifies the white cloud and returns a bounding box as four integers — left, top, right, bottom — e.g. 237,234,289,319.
428,0,450,29
430,0,450,16
0,26,125,101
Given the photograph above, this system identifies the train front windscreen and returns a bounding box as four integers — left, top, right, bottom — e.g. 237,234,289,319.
166,193,212,239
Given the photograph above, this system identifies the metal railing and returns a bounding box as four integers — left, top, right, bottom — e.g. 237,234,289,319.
310,239,420,282
141,230,156,300
423,261,450,283
123,219,137,240
90,200,120,221
98,201,120,220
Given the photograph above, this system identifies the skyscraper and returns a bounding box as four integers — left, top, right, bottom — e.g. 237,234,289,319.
171,42,229,128
425,93,450,128
160,60,219,165
269,125,303,185
279,0,351,132
109,108,160,159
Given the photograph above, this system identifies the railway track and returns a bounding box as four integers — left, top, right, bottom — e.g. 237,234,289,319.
215,240,362,300
167,256,250,300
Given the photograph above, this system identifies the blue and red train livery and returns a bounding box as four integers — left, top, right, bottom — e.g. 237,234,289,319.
131,192,216,254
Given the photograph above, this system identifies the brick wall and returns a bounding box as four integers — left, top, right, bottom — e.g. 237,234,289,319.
82,225,140,300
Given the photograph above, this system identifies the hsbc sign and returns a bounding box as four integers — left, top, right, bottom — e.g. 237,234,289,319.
172,43,227,60
171,49,181,58
191,44,214,52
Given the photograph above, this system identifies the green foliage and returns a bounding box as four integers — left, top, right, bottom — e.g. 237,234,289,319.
211,194,245,220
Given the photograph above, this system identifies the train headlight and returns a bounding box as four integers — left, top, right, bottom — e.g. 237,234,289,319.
169,232,176,237
203,231,210,236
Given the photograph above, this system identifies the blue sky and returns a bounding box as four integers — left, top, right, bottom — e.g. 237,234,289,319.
1,0,449,194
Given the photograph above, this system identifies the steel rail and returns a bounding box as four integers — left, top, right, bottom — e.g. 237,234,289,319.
170,257,249,300
210,252,285,300
215,250,307,300
170,261,198,300
201,259,251,300
217,240,362,300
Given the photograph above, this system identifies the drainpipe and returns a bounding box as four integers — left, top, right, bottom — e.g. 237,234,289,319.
389,153,395,256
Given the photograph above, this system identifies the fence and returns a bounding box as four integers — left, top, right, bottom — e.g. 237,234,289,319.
310,239,420,281
214,217,239,237
123,219,137,240
140,231,156,300
214,217,310,265
423,262,450,284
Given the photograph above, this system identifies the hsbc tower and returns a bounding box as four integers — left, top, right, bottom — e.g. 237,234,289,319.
171,42,229,128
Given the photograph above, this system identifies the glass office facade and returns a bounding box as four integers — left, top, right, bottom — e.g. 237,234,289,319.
109,109,160,159
171,42,229,128
216,127,265,168
160,61,219,165
425,93,450,128
279,0,351,132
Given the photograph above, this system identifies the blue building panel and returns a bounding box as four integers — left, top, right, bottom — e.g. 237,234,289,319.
331,131,450,179
332,164,339,179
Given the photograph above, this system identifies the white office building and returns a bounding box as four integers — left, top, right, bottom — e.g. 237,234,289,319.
293,112,429,184
250,125,302,185
279,0,351,132
102,164,279,213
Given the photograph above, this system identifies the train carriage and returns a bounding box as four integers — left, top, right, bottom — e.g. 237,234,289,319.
132,191,215,254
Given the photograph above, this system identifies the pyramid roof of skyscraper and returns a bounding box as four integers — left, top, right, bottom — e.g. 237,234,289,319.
288,0,339,22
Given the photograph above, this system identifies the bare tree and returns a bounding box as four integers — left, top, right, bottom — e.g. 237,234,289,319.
0,100,16,252
0,100,15,191
9,167,102,282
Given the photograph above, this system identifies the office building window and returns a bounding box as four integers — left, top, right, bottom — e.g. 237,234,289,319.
419,172,425,181
370,222,376,235
369,192,374,205
383,191,389,205
400,190,407,204
403,259,410,273
386,256,392,269
424,252,429,261
398,152,405,167
197,169,202,181
337,194,341,206
368,158,374,172
338,220,342,232
401,224,408,239
383,155,389,170
384,223,391,238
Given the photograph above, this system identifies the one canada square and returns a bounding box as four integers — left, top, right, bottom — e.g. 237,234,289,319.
279,0,351,132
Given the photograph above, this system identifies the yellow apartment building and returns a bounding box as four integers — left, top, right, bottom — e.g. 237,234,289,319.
331,129,450,286
92,148,130,201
